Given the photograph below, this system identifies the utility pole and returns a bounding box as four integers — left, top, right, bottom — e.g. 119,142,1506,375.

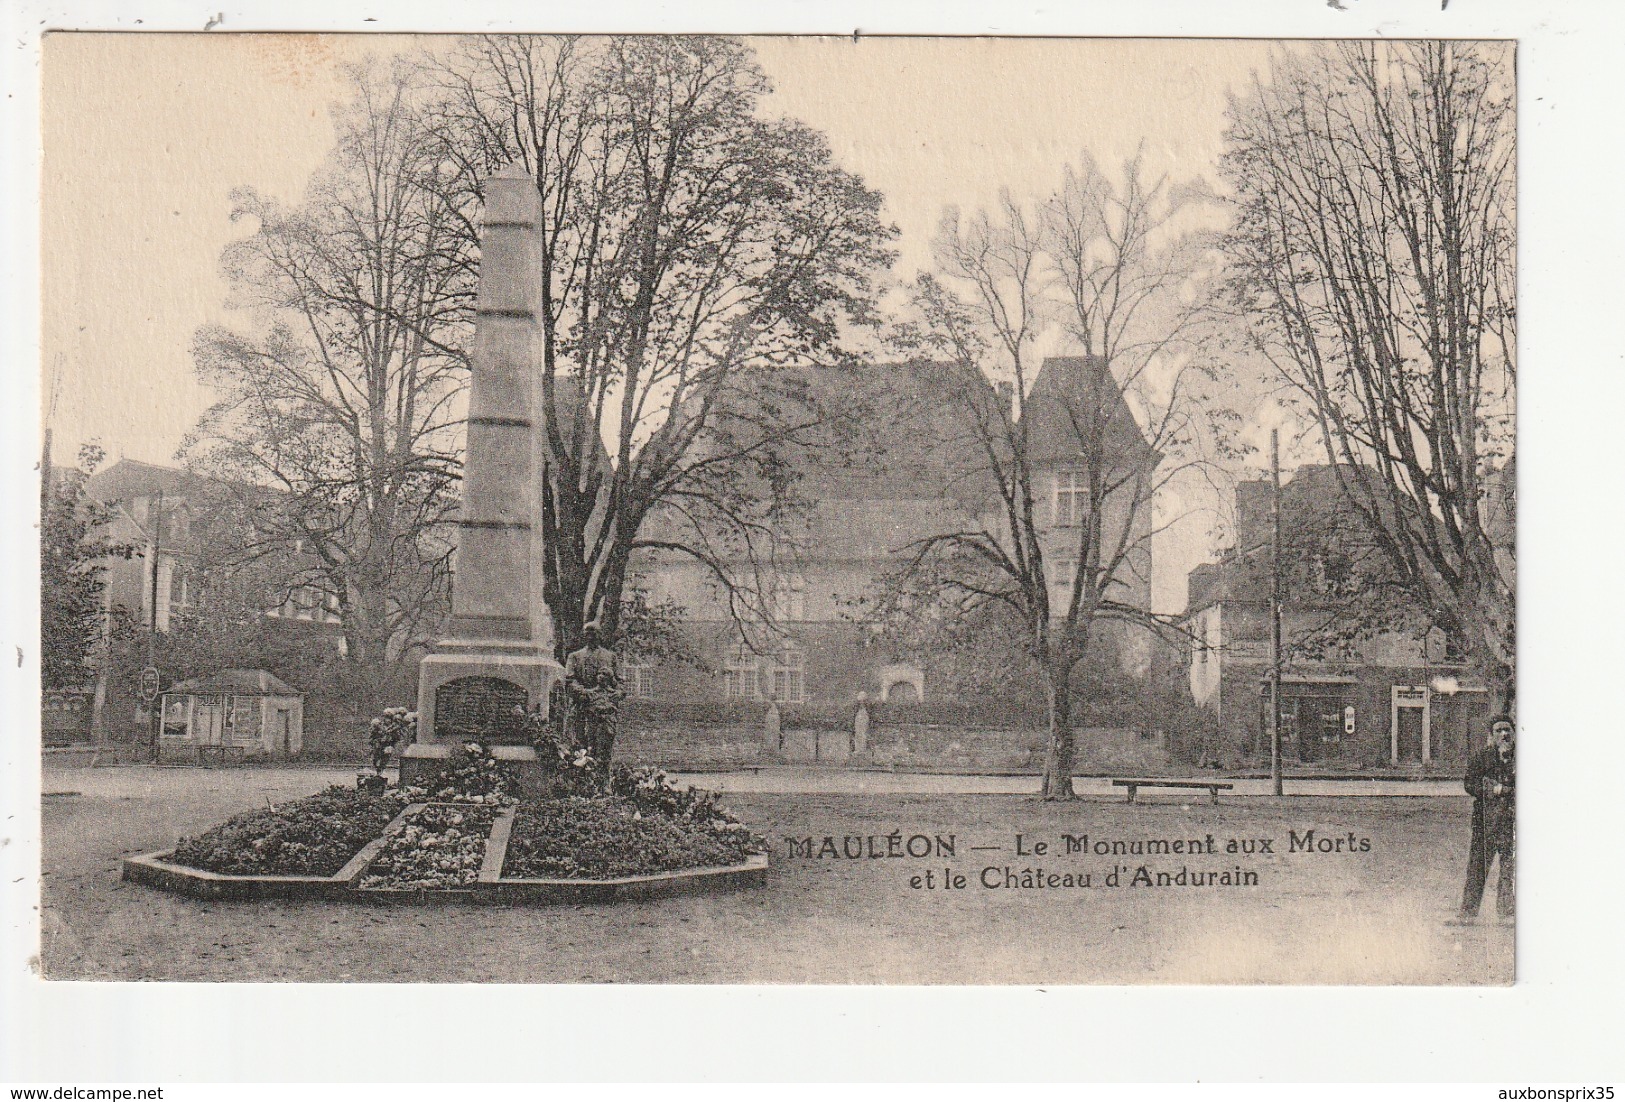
147,488,163,762
1270,429,1283,797
40,426,52,510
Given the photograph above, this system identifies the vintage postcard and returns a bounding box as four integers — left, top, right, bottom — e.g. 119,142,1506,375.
35,32,1516,987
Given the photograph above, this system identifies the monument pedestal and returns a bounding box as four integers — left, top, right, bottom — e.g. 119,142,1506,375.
400,742,560,798
416,647,560,731
404,644,563,794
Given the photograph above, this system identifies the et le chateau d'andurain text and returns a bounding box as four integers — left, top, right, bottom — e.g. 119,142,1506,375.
780,829,1373,890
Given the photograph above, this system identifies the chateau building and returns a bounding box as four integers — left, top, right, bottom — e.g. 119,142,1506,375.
625,356,1158,713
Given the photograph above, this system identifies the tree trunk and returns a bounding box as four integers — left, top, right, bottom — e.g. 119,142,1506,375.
1469,634,1515,718
1455,580,1515,717
338,579,406,721
1040,658,1077,799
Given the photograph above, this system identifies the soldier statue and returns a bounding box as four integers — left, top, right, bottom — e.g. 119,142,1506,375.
564,620,622,782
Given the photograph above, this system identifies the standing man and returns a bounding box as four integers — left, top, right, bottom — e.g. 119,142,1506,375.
1456,714,1516,924
564,620,621,781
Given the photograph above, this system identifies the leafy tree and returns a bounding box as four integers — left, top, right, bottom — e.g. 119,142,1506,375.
1208,465,1451,668
185,58,471,694
416,35,896,665
1221,41,1516,708
41,444,131,691
155,560,340,685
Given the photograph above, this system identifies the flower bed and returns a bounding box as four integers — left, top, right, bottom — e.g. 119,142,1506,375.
358,803,499,890
502,797,764,881
169,786,409,877
609,763,740,822
131,744,768,903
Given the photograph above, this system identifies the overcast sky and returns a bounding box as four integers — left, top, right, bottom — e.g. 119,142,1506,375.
42,33,1298,611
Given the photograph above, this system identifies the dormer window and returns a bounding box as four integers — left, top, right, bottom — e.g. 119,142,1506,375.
168,565,193,612
1054,471,1087,528
770,573,807,623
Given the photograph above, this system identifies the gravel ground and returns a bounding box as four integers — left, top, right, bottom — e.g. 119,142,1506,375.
37,765,1513,985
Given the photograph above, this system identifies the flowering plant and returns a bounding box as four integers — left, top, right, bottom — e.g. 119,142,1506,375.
503,797,764,880
394,740,518,806
609,763,742,829
171,785,408,876
359,803,497,890
367,707,417,772
523,708,600,796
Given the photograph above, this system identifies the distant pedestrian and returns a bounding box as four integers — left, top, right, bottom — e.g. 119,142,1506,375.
1455,714,1515,923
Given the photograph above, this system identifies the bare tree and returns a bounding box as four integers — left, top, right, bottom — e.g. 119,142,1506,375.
892,159,1226,798
185,58,473,684
417,35,895,662
1222,41,1516,707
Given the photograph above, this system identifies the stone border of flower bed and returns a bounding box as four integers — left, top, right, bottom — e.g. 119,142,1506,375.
120,803,419,901
122,801,769,904
481,807,768,903
482,851,770,905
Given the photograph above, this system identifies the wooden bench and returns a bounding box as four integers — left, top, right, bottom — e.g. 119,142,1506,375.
1112,778,1234,805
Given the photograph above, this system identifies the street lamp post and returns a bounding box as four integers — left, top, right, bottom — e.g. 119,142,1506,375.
1270,429,1283,797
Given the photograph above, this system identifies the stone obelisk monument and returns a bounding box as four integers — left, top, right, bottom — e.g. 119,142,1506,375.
403,166,563,783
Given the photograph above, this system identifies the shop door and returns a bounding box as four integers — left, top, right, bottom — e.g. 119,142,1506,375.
277,709,292,754
1295,694,1348,763
194,698,227,746
1395,705,1425,763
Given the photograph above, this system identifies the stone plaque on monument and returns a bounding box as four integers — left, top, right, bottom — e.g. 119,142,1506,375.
434,676,530,744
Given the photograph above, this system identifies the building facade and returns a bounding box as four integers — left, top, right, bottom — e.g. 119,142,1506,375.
1182,465,1491,768
624,356,1158,716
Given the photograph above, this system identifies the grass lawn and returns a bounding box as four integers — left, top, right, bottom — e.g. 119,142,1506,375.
38,766,1512,984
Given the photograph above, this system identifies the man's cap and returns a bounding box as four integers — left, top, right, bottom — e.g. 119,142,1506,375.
1489,714,1515,730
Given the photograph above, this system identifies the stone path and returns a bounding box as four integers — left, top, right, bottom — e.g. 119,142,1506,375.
673,767,1462,798
42,762,1465,799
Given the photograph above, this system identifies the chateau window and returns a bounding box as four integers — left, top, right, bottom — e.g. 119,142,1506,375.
1443,633,1467,663
1431,627,1469,664
1054,471,1088,528
723,645,760,701
168,565,193,612
620,659,655,701
1051,557,1078,611
767,645,806,705
290,586,325,621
